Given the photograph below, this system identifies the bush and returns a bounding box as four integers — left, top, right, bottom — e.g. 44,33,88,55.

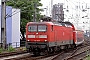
8,46,15,52
0,48,3,53
22,47,26,50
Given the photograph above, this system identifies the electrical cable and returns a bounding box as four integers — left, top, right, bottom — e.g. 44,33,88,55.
6,0,34,18
6,1,42,18
6,0,21,17
66,0,90,16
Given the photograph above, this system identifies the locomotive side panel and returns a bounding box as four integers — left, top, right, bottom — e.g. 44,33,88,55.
48,25,56,47
54,25,73,46
54,26,63,41
60,27,73,45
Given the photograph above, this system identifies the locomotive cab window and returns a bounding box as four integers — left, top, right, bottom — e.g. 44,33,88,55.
28,25,37,32
38,25,47,32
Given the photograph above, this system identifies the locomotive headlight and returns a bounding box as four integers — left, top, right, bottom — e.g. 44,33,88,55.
28,40,29,41
45,40,47,42
39,35,47,38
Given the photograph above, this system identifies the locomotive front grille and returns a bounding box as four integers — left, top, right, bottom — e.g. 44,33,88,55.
26,42,48,49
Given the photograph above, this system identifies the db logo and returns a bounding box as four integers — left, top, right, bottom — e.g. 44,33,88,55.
35,35,39,38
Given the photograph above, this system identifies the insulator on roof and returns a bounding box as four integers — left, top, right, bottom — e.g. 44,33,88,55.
41,16,52,22
40,20,43,22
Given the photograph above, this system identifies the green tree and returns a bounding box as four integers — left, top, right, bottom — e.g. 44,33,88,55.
6,0,43,39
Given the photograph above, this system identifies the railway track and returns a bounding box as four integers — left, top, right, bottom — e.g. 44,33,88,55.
63,46,90,60
5,52,63,60
78,54,90,60
51,38,90,60
50,46,90,60
2,47,89,60
6,45,88,60
37,44,89,60
0,50,27,58
2,38,90,60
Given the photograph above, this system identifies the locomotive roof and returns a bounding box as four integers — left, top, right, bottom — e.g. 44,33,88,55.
27,21,74,27
27,22,83,31
27,22,54,25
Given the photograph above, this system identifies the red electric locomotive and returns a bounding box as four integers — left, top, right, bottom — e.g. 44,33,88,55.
26,19,84,55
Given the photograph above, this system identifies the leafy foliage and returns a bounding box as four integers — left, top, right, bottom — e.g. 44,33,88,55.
0,48,3,53
8,46,15,52
6,0,43,39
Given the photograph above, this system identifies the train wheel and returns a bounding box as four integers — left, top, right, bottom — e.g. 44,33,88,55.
65,45,68,49
33,47,41,56
47,47,52,54
33,52,40,56
58,46,61,52
68,44,71,49
71,44,76,48
44,50,48,55
40,49,48,55
54,47,57,53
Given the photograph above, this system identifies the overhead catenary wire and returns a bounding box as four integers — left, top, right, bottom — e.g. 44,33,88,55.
6,0,34,18
6,3,42,18
6,0,17,16
6,9,36,18
6,0,22,17
67,0,90,24
6,1,27,18
64,0,90,27
66,0,90,16
6,0,90,21
5,0,77,18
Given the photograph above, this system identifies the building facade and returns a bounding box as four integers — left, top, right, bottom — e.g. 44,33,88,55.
0,6,20,48
52,3,64,22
